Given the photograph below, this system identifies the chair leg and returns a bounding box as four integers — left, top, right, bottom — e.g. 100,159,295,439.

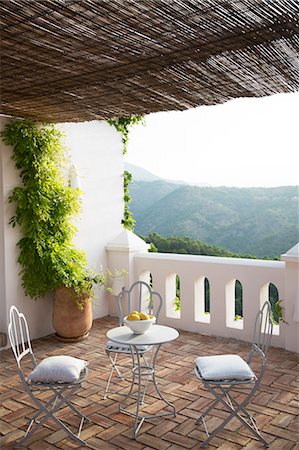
195,397,221,425
50,386,90,421
197,383,270,448
103,364,115,399
17,385,88,448
103,352,129,399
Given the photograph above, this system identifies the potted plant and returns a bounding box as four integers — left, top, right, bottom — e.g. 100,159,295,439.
1,119,104,341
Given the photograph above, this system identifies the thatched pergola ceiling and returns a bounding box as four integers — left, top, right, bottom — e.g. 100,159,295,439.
1,0,299,122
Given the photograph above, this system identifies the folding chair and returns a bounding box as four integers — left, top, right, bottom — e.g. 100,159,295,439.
103,280,162,399
194,300,273,447
8,305,90,448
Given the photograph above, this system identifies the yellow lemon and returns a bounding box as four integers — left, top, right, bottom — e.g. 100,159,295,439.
139,312,149,320
127,313,140,321
131,310,139,315
149,314,155,319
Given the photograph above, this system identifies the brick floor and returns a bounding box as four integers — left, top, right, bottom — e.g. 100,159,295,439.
0,316,298,449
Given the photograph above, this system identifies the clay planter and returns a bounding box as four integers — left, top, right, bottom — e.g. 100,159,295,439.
53,286,92,342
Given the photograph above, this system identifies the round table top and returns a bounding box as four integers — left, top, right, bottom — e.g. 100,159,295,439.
106,324,179,346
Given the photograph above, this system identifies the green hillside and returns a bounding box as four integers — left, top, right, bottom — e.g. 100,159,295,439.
142,233,256,258
130,181,299,258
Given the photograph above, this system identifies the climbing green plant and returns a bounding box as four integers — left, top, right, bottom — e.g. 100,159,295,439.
123,170,136,230
107,115,145,155
108,115,145,230
1,120,104,301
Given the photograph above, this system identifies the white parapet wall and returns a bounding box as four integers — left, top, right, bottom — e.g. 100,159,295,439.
105,231,298,353
0,117,124,343
133,251,289,349
281,243,299,353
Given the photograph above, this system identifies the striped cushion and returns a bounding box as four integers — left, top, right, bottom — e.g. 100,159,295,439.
106,340,150,353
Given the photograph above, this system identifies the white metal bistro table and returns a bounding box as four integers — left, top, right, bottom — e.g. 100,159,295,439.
106,324,179,438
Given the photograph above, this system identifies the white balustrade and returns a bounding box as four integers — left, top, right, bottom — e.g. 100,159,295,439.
107,236,298,353
134,252,286,348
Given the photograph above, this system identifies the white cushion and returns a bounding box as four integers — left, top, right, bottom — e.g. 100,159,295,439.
28,355,87,383
106,340,150,353
195,354,255,381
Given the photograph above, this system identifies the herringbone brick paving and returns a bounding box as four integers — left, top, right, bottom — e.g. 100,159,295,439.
0,317,298,449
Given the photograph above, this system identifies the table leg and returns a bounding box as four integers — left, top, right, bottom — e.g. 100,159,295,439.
119,344,176,439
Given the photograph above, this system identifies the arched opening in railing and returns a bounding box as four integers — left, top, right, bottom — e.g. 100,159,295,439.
226,279,244,329
260,282,280,335
166,273,180,319
138,270,153,312
195,276,210,323
235,279,243,321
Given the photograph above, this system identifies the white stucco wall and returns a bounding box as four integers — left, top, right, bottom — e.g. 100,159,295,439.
63,121,124,319
0,117,124,342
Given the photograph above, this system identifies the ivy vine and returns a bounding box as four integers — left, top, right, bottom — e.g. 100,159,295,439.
108,115,145,231
123,170,135,230
0,120,104,302
107,115,145,155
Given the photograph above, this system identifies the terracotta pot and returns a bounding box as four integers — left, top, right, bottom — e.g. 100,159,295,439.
53,286,92,342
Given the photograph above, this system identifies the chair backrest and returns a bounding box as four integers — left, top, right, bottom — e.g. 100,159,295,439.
116,281,163,325
250,300,273,361
8,306,36,371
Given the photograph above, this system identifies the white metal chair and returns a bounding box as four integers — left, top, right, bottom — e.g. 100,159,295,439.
103,280,162,399
8,305,90,448
194,300,273,448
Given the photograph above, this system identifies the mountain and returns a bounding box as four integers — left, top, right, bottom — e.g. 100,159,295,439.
125,162,209,186
124,163,161,182
130,180,299,258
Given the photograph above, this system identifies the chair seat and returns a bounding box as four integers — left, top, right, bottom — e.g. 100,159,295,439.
195,354,256,381
28,355,88,384
106,340,150,353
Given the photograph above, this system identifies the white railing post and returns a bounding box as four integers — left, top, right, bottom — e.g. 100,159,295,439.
281,244,299,353
106,230,149,316
151,270,168,323
180,273,195,326
209,277,227,336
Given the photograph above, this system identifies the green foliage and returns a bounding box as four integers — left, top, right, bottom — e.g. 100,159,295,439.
235,280,243,317
142,233,252,259
131,180,298,258
1,120,104,300
108,115,145,230
174,275,180,311
107,115,145,155
272,299,287,325
123,170,136,230
268,284,287,324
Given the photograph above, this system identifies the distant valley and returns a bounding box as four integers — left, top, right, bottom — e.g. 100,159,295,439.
126,164,299,258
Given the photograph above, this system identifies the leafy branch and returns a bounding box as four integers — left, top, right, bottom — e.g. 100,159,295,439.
108,115,145,230
1,120,104,300
107,115,145,155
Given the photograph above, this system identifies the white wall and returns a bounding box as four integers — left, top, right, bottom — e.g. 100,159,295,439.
0,117,124,342
63,121,124,318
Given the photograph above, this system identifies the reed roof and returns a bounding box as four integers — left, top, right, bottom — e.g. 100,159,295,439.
1,0,299,122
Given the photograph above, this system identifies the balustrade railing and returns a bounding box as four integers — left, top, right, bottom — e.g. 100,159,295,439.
133,252,286,348
106,232,298,353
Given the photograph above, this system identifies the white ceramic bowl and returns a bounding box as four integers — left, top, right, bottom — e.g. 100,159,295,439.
123,316,156,334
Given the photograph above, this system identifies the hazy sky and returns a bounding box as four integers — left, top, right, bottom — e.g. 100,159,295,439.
125,92,299,187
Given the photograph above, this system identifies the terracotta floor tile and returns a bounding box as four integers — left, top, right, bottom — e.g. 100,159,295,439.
0,317,298,449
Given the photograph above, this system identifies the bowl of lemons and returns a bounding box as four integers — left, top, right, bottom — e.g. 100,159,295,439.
123,311,156,334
